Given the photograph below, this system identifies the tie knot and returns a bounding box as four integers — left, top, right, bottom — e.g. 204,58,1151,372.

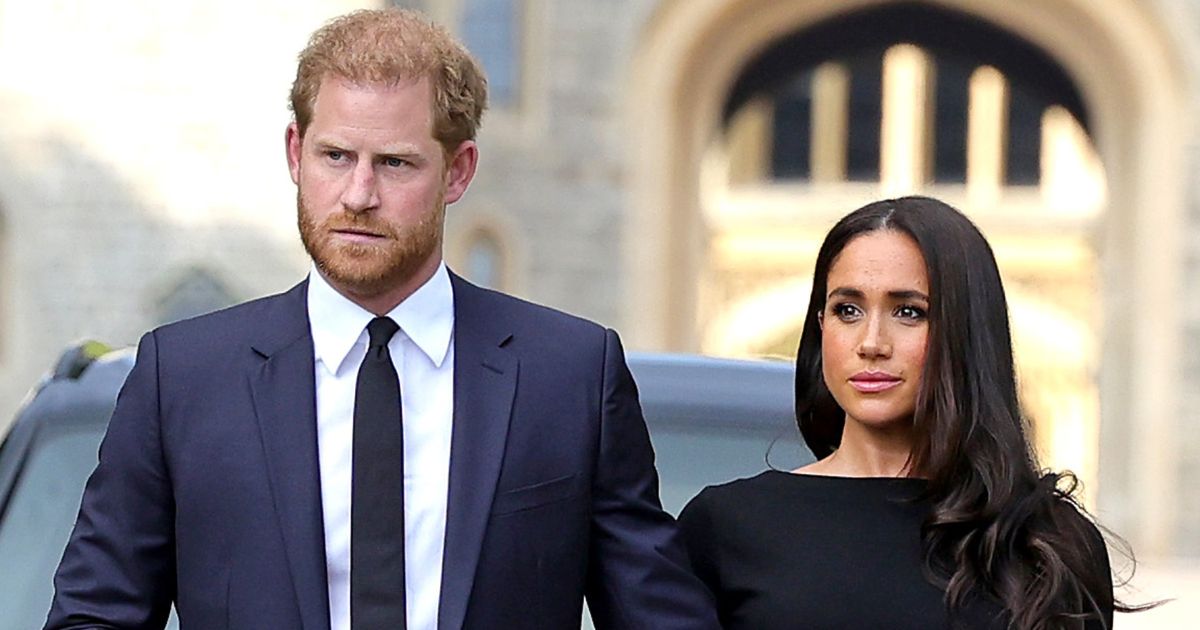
366,316,400,350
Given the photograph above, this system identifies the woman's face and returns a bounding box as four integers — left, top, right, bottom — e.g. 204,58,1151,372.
821,230,929,431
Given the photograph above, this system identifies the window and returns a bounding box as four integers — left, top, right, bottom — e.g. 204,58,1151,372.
463,230,504,290
1006,83,1043,185
933,57,972,183
845,50,885,182
460,0,522,107
720,4,1087,189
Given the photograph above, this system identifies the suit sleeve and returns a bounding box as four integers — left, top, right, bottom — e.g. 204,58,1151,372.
584,330,720,630
45,332,176,630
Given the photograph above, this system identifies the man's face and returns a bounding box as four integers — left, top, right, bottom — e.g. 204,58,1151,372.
286,75,476,304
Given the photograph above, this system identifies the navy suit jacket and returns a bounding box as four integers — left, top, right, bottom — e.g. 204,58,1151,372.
46,274,719,630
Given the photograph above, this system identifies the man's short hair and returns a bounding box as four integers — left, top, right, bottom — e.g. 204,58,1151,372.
290,9,488,157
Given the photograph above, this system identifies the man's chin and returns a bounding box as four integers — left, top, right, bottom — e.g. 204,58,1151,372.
314,253,429,297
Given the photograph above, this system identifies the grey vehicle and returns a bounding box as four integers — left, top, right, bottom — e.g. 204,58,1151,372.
0,343,809,630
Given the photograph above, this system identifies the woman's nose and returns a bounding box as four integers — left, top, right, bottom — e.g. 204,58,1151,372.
856,315,892,358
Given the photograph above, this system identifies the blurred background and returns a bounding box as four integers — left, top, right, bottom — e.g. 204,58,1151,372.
0,0,1196,625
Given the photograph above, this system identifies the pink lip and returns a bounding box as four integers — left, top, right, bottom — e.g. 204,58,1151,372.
848,371,901,393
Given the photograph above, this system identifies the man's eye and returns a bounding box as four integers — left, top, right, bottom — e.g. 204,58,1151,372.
326,151,345,161
383,157,409,168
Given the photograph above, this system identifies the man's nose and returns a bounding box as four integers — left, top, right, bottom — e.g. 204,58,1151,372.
341,162,380,213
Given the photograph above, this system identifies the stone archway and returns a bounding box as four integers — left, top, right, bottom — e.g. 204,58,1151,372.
624,0,1192,554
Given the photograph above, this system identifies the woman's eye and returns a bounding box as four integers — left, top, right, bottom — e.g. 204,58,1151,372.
831,303,862,321
896,305,927,320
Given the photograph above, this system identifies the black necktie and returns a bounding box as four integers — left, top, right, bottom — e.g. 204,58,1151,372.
351,316,406,629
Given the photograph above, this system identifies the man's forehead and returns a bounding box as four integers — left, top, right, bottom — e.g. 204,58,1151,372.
305,74,436,127
305,73,436,127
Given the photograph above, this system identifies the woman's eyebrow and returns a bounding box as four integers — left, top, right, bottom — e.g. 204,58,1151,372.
827,287,929,302
827,286,864,300
888,289,930,302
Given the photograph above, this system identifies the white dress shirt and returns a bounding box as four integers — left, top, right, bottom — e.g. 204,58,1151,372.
308,263,455,630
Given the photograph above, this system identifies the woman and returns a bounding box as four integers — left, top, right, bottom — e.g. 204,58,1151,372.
680,196,1132,629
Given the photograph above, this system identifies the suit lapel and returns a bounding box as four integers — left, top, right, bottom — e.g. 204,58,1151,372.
247,281,332,630
438,275,518,630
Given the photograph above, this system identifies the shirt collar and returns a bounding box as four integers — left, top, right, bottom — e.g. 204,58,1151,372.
307,262,455,375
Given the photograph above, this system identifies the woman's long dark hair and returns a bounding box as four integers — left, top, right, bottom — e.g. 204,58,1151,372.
795,196,1129,629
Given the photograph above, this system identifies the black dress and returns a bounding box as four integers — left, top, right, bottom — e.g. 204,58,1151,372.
679,471,1112,630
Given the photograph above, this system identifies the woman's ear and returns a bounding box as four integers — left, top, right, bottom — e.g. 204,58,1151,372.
817,309,824,331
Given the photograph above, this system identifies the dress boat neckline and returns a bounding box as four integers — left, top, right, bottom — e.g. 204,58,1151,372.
766,469,928,483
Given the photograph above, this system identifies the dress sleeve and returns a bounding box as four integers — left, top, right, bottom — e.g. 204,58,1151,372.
678,488,722,599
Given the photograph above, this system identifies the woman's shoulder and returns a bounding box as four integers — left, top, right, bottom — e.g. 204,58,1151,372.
690,470,781,502
681,471,768,521
678,471,783,530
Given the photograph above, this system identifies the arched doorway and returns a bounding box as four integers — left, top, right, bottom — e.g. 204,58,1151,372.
701,4,1104,505
626,0,1191,555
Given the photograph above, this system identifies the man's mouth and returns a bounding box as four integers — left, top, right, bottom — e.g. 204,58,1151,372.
330,227,387,241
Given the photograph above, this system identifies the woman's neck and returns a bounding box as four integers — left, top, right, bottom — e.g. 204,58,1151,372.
797,418,919,478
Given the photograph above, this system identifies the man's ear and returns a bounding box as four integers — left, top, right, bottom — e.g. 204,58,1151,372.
285,122,303,185
443,140,479,205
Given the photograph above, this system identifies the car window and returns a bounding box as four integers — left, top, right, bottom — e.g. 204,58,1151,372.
627,354,809,515
0,425,103,630
652,425,809,515
0,423,180,630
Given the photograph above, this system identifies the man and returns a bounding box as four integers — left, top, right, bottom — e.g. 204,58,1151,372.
46,9,719,630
